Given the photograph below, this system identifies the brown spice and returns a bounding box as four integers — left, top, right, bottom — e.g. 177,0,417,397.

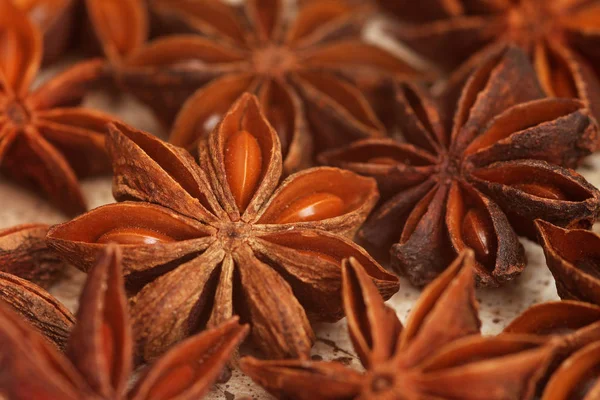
321,46,600,287
535,220,600,305
379,0,600,126
0,244,249,399
241,250,556,399
46,93,399,361
118,0,421,172
0,0,120,215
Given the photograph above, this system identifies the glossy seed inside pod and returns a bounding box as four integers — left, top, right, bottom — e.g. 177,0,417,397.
96,228,175,245
101,321,114,378
513,183,567,200
296,249,339,264
276,192,345,224
368,157,399,166
462,208,495,265
225,130,263,212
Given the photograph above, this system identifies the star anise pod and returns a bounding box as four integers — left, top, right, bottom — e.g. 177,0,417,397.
0,224,68,286
535,220,600,305
0,268,74,350
378,0,600,124
505,301,600,395
118,0,421,172
320,46,600,287
0,244,249,399
11,0,77,64
46,93,399,361
84,0,148,65
241,250,556,399
541,340,600,400
0,0,121,216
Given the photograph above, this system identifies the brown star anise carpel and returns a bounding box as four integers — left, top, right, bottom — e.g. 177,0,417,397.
11,0,76,64
84,0,148,65
0,244,249,399
541,340,600,400
241,250,556,400
118,0,421,172
0,223,67,286
0,268,74,350
0,0,120,216
505,301,600,397
320,46,600,287
535,219,600,305
378,0,600,125
46,93,399,361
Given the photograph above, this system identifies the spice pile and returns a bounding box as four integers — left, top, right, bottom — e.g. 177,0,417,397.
1,0,600,399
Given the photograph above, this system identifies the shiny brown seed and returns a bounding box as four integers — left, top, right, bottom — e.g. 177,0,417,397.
368,157,399,166
462,208,494,264
96,227,175,245
150,363,196,400
513,183,567,200
225,130,263,212
276,192,345,224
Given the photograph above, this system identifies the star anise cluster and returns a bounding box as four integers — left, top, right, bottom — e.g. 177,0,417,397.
1,0,600,398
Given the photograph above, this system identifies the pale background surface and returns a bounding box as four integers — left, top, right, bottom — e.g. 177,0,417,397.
1,17,595,399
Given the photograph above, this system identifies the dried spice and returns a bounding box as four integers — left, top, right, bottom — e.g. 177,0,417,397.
321,46,600,287
119,0,421,172
47,93,399,361
0,270,74,350
378,0,600,124
0,0,119,216
11,0,76,64
241,250,555,400
505,301,600,373
84,0,148,65
535,220,600,305
0,224,67,286
541,341,600,400
0,244,249,399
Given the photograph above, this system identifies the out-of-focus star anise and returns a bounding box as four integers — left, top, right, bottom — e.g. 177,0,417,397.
241,250,556,400
47,93,399,361
0,244,249,400
11,0,76,64
0,0,120,215
541,340,600,400
321,46,600,287
118,0,421,172
378,0,600,124
505,301,600,398
535,220,600,305
0,224,67,286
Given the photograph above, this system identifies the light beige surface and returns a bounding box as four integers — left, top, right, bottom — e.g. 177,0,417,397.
2,24,597,400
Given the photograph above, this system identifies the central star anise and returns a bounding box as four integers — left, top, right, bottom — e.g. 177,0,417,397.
0,244,249,399
47,93,399,361
119,0,421,172
380,0,600,124
241,250,556,399
321,46,600,287
0,0,119,215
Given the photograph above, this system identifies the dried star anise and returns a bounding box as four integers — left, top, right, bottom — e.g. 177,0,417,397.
320,46,600,287
0,269,74,350
0,224,67,286
505,301,600,396
11,0,76,64
541,340,600,400
241,250,555,400
118,0,421,172
535,220,600,305
47,93,399,361
378,0,600,123
0,244,249,399
0,0,119,215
